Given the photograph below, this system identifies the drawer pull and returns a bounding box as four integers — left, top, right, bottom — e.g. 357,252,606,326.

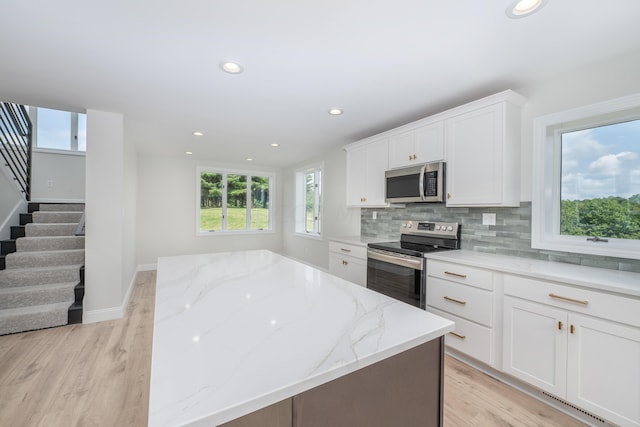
444,271,467,279
548,293,588,306
449,332,466,340
340,248,351,253
443,296,466,305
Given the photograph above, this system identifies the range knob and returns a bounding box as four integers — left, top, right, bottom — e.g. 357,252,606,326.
407,223,412,228
447,226,453,231
435,225,441,230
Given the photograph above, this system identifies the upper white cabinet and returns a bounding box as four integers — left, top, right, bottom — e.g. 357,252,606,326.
345,137,389,207
388,121,444,169
445,91,526,207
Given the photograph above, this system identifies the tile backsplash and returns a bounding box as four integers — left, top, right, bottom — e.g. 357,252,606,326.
361,202,640,273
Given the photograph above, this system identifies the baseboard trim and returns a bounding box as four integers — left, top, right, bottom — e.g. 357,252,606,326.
30,198,86,204
0,199,26,241
137,263,157,272
83,268,139,324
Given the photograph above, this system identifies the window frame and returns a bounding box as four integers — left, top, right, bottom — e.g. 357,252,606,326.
196,166,275,236
531,93,640,260
294,162,323,239
30,107,87,153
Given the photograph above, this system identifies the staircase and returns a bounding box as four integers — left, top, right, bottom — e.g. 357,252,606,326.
0,203,85,335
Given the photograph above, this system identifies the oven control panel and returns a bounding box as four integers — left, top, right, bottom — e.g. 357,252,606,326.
400,221,459,237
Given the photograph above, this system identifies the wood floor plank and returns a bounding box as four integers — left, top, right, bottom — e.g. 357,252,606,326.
0,270,589,426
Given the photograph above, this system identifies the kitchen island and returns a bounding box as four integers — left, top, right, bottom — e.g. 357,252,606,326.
149,250,454,427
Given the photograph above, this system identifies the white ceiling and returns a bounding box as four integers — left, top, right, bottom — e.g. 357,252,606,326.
2,0,640,168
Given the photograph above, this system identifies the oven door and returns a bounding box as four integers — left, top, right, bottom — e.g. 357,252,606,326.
366,248,425,309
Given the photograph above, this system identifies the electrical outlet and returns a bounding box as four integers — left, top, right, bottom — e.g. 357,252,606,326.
482,213,496,226
47,180,53,188
372,211,377,220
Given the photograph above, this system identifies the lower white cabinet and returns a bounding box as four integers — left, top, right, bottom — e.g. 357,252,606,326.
503,275,640,427
426,260,497,366
329,241,367,287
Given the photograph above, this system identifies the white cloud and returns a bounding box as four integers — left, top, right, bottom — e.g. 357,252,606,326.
561,129,609,159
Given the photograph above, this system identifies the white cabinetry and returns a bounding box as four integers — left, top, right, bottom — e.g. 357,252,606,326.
445,91,525,207
503,275,640,427
345,138,389,207
388,121,444,169
426,260,497,366
329,241,367,286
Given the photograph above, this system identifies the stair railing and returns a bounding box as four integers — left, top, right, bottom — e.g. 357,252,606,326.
0,102,33,201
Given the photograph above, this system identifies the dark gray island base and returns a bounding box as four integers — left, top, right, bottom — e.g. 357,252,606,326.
222,337,444,427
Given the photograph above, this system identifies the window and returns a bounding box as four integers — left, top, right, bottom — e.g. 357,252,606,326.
532,94,640,260
295,163,322,237
30,107,87,152
197,167,274,234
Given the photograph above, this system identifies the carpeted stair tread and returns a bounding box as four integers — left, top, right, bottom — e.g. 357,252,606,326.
32,211,83,224
37,203,85,212
0,282,76,309
0,264,82,288
4,249,85,269
0,302,70,335
16,236,85,252
25,223,78,237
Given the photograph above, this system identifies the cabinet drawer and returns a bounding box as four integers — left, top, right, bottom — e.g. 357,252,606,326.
427,260,493,290
329,241,366,260
427,306,494,366
427,277,493,326
329,253,366,287
504,274,640,328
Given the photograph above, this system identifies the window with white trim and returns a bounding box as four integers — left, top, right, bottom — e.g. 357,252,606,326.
532,94,640,260
197,167,274,234
30,107,87,152
295,163,322,237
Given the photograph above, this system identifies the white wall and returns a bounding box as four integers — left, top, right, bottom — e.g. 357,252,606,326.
84,110,136,322
31,150,85,202
0,161,26,240
135,153,283,266
282,148,360,269
517,47,640,201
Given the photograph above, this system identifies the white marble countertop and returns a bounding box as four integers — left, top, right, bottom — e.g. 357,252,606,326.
149,250,454,426
426,250,640,297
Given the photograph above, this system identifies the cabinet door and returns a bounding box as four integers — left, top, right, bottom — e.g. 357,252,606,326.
446,104,505,206
414,122,444,164
388,130,415,169
503,296,567,397
362,138,389,206
346,139,388,207
567,313,640,426
346,145,368,206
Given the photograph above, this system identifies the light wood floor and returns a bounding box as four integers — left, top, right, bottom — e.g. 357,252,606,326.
0,271,587,427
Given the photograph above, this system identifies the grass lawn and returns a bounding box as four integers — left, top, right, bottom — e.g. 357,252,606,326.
200,207,269,231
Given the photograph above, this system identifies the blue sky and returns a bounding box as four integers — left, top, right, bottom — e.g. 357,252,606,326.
561,119,640,200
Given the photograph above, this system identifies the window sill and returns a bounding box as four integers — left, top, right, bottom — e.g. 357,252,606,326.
33,148,86,157
294,232,322,241
196,229,276,237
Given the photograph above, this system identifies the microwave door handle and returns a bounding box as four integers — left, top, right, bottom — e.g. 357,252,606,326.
419,164,426,201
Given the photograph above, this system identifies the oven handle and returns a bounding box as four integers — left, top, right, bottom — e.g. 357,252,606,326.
367,248,423,270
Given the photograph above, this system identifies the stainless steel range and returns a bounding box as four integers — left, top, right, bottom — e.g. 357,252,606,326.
367,221,460,309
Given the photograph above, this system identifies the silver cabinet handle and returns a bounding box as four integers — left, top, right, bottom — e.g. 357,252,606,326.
340,248,351,253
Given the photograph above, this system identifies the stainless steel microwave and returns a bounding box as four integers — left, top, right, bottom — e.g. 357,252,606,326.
385,162,445,203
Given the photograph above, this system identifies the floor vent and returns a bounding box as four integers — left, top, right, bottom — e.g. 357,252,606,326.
541,391,607,424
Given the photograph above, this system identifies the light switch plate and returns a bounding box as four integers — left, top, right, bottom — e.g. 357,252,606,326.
482,213,496,226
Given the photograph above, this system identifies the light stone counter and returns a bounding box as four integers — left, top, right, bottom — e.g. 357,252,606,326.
426,250,640,297
149,250,454,426
327,235,391,247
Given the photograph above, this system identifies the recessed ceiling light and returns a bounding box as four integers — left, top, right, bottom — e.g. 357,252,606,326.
328,108,343,115
220,61,243,74
506,0,548,18
192,131,204,137
246,157,253,161
185,151,193,155
270,143,280,147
